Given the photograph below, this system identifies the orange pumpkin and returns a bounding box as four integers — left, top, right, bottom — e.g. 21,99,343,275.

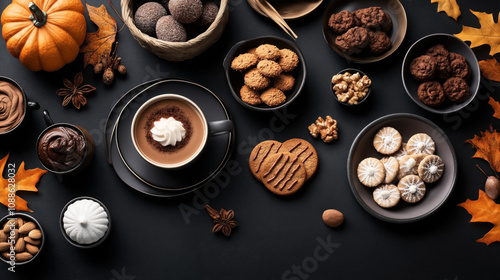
1,0,86,72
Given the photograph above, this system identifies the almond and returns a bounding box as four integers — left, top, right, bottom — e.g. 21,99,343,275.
322,209,344,228
1,251,10,260
0,242,10,252
2,219,16,232
0,230,6,242
12,229,19,242
14,237,25,253
15,252,32,262
19,222,36,235
28,229,42,240
24,237,41,246
16,217,24,228
25,243,39,255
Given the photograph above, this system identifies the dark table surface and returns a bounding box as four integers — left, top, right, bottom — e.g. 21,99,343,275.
1,0,500,279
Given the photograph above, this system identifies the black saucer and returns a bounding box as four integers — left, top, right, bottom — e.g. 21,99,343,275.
106,79,234,196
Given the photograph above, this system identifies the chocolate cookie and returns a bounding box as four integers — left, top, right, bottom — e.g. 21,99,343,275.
257,60,282,78
449,52,471,81
283,139,318,181
443,77,470,103
425,44,451,79
354,7,386,30
418,81,445,107
231,53,258,72
260,152,307,195
244,68,270,91
240,85,262,105
368,31,391,54
261,87,286,107
410,55,437,82
249,140,288,181
380,11,392,32
334,26,370,55
328,10,355,34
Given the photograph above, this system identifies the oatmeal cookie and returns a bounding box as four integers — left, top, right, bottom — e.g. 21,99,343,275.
260,87,286,107
273,74,295,92
244,68,270,91
278,49,299,72
240,85,262,105
257,60,282,78
231,53,259,71
256,44,281,60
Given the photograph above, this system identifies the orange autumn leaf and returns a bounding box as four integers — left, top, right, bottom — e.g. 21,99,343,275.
455,10,500,56
488,97,500,119
465,126,500,173
0,154,47,212
479,58,500,82
431,0,461,21
79,4,117,68
458,190,500,245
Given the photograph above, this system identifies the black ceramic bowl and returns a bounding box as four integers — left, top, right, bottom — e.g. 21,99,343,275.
401,33,480,114
331,68,371,106
60,196,111,248
322,0,407,63
0,213,45,265
223,36,306,111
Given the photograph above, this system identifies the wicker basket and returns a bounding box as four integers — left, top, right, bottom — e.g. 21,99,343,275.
121,0,229,61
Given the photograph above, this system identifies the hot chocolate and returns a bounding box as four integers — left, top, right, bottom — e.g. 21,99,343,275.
37,126,86,171
133,97,206,167
0,80,25,133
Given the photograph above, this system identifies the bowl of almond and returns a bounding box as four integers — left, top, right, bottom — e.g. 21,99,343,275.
0,213,44,265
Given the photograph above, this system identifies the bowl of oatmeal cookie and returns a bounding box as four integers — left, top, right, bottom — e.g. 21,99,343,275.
223,36,306,111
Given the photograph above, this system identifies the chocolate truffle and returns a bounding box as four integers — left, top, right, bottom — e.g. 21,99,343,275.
200,1,219,26
410,55,437,82
328,10,355,34
156,15,187,42
134,2,168,37
418,81,445,107
443,77,470,103
169,0,203,24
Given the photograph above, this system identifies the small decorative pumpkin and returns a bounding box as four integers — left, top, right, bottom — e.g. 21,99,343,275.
1,0,87,72
63,199,109,245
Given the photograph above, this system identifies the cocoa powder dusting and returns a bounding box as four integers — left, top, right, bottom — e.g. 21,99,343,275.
144,106,192,153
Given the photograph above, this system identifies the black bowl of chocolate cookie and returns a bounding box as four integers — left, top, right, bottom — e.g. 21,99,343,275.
331,68,372,106
223,36,306,111
401,33,480,114
322,0,407,63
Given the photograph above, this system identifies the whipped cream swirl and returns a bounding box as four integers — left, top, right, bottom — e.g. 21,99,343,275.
0,81,24,133
150,117,186,147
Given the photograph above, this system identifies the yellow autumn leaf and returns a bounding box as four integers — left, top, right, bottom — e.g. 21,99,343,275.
431,0,461,21
455,10,500,56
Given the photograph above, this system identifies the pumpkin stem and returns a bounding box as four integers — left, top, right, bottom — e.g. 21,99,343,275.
29,2,47,28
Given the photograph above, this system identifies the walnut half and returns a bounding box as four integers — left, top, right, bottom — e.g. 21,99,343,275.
308,116,338,143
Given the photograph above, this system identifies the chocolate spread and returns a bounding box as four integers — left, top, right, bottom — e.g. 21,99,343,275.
37,126,86,171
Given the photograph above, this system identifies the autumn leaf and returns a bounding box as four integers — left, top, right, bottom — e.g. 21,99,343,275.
488,97,500,120
79,4,117,68
458,190,500,245
479,58,500,82
0,154,47,212
431,0,461,21
465,126,500,173
455,10,500,56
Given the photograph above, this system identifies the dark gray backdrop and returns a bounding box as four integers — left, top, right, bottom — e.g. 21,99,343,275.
1,0,499,279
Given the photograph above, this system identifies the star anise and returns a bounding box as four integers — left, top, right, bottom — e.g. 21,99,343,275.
56,72,95,109
205,205,238,237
